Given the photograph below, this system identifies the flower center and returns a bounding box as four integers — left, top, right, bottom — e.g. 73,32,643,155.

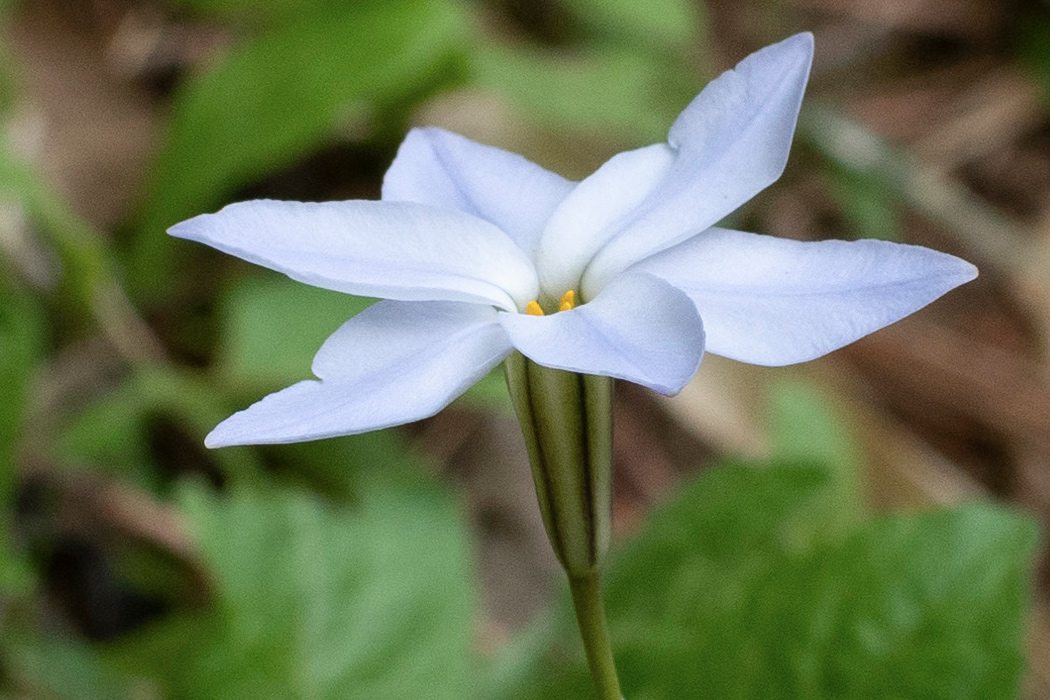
525,290,576,316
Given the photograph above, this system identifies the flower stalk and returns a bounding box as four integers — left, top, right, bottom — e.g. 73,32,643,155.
503,352,613,575
504,351,622,696
569,570,622,700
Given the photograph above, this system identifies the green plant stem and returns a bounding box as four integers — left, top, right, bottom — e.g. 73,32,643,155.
568,569,622,700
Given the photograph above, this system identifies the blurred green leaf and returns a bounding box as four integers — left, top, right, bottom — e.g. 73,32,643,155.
0,278,43,476
54,366,266,491
501,461,1038,699
54,383,155,485
455,368,512,413
4,633,134,700
0,140,108,303
0,43,20,116
790,505,1036,699
0,279,43,590
220,272,374,387
474,45,695,145
562,0,702,52
268,430,411,500
168,0,330,20
132,0,469,297
768,380,857,476
826,166,900,241
610,462,837,571
110,478,476,699
1020,10,1050,104
768,379,865,538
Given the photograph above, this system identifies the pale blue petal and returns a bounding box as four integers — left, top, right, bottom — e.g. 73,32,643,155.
206,301,512,446
499,272,704,395
170,199,538,311
382,127,574,259
582,33,814,296
536,144,674,298
632,227,978,366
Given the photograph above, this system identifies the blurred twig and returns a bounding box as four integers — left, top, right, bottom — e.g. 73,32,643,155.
0,149,166,367
799,101,1034,269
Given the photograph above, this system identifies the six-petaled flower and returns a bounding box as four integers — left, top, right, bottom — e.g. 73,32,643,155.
169,33,976,448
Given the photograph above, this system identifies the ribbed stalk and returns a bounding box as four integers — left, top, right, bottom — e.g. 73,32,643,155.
505,352,622,697
501,352,617,696
503,352,613,575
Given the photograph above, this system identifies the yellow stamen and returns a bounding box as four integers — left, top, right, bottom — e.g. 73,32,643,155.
559,290,576,312
526,300,545,316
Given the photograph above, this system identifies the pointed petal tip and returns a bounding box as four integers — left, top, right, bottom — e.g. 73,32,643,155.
203,422,315,448
204,410,278,447
747,32,814,94
166,215,203,240
749,31,814,69
166,202,236,238
772,32,814,62
589,32,817,288
203,424,236,449
167,201,265,240
791,31,814,49
927,250,979,288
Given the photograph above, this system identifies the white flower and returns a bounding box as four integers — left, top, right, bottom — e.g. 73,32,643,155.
170,33,976,448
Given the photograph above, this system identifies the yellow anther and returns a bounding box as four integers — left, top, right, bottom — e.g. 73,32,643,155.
526,300,545,316
558,290,576,312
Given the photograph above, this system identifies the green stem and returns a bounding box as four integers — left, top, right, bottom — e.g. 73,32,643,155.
503,354,613,574
568,570,622,700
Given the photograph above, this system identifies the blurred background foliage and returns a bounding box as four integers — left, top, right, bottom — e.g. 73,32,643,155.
0,0,1048,697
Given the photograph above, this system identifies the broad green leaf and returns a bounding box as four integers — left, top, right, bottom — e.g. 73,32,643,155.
131,0,469,297
501,462,1038,700
788,505,1036,699
474,45,696,146
110,479,476,699
497,461,835,698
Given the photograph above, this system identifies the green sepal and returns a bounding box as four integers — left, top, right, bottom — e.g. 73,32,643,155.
504,352,613,575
